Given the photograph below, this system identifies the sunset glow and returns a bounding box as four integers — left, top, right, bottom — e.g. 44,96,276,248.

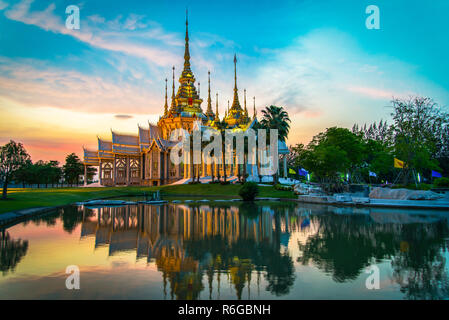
1,0,448,163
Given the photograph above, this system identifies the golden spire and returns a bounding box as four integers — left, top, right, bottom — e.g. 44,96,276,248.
171,66,176,110
231,54,242,110
175,10,202,112
253,96,257,118
205,71,214,119
215,92,219,121
244,89,248,117
164,78,168,116
198,81,200,97
184,8,190,71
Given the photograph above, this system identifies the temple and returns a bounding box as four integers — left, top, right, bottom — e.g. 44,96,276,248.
83,13,289,186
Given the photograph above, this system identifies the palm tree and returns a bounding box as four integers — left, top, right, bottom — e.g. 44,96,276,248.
259,106,291,184
260,105,291,142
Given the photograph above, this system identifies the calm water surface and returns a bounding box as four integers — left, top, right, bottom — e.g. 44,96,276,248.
1,200,449,300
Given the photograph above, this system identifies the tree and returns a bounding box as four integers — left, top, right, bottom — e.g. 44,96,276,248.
390,96,448,183
259,106,291,142
13,159,32,188
62,153,83,186
0,141,30,199
363,139,395,183
259,106,291,184
296,127,365,183
352,119,392,146
32,160,47,188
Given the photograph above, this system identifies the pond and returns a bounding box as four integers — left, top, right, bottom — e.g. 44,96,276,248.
1,200,449,300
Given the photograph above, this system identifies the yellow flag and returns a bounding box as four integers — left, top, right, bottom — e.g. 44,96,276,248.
394,158,405,169
289,168,296,174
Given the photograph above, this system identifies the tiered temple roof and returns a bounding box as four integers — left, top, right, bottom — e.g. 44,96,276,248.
112,131,140,155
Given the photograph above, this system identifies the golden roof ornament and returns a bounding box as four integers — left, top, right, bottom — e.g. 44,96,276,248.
174,9,203,114
184,8,190,71
231,54,242,111
170,66,176,111
214,92,219,121
164,78,168,116
205,71,215,119
253,96,257,118
244,88,248,118
225,54,248,127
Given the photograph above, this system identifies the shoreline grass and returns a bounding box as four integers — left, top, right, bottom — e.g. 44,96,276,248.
0,184,295,214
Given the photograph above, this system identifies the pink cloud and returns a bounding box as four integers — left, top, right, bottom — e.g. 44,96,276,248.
346,86,398,100
0,57,163,114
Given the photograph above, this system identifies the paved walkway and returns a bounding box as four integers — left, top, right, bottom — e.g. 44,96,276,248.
296,194,449,210
0,206,58,227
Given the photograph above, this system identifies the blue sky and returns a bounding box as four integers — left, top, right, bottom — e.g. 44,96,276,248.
0,0,448,161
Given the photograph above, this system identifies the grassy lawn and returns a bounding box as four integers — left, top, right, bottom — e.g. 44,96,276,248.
0,184,295,214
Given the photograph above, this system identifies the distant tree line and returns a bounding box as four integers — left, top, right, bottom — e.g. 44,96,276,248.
1,141,96,199
290,96,449,186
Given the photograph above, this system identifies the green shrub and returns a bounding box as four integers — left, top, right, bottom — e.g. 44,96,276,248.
434,177,449,188
274,184,293,191
392,183,432,190
238,182,259,201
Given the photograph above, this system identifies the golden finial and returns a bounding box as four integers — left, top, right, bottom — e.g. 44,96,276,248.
234,54,237,89
198,81,200,97
253,96,257,118
215,92,219,121
231,54,241,110
183,8,190,71
244,89,248,117
164,78,168,116
171,66,176,109
206,71,214,118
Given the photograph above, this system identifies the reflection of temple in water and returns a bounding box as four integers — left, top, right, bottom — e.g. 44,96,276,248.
80,203,299,300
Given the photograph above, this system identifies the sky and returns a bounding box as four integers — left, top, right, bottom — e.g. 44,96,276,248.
0,0,448,163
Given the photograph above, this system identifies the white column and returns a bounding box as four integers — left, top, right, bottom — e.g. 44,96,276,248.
113,156,117,185
126,156,130,185
99,160,103,185
202,155,206,177
283,155,287,178
157,151,161,180
149,152,153,180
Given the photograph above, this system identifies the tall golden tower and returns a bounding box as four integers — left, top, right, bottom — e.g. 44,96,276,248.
173,9,203,115
205,71,215,120
225,54,248,127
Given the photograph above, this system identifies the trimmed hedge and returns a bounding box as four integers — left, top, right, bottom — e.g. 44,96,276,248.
434,177,449,188
274,184,293,191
